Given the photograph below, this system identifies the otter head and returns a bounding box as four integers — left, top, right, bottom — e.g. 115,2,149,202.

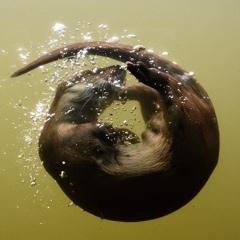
48,65,126,124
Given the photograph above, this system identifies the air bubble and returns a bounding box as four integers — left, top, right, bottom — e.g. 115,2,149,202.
98,24,108,30
107,37,120,43
189,71,195,76
60,171,67,178
52,23,67,34
125,34,136,39
161,52,169,56
133,45,146,51
30,181,36,187
82,34,93,42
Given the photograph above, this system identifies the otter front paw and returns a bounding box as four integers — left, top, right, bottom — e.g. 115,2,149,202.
126,61,149,83
115,128,140,145
126,61,169,87
94,123,118,145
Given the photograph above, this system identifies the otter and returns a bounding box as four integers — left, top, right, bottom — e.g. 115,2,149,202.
11,42,219,222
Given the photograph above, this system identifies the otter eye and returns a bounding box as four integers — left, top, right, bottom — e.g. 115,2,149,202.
95,148,106,157
103,90,110,97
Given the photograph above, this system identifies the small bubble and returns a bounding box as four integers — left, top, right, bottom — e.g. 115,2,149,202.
1,49,8,54
131,106,137,111
31,181,36,187
52,23,67,34
60,171,67,178
133,45,146,51
98,24,108,30
107,37,120,43
125,34,136,38
188,71,195,76
18,153,24,159
82,34,93,42
161,51,169,56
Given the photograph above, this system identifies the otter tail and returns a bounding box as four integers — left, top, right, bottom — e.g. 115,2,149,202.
11,42,186,77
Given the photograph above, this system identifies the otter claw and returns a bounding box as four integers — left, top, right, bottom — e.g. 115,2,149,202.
95,124,118,145
115,128,140,145
126,61,170,92
126,61,149,82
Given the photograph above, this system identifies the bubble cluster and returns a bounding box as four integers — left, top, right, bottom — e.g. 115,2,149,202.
14,22,145,209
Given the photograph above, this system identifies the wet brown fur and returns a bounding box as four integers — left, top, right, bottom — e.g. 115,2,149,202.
11,42,219,222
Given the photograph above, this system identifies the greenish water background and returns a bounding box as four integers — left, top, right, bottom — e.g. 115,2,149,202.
1,0,240,239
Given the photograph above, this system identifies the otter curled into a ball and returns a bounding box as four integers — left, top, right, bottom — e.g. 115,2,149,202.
12,42,219,222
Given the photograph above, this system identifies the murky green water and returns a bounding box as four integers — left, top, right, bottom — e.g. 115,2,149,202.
1,0,240,239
